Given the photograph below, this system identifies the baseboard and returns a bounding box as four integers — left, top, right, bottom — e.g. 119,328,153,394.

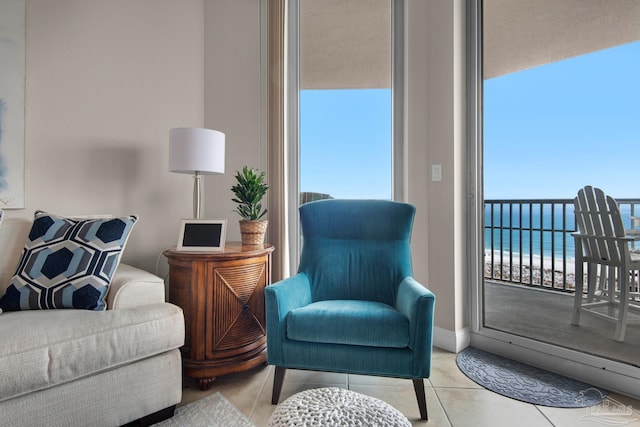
433,326,470,353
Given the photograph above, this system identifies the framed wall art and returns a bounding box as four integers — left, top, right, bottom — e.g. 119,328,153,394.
0,0,26,209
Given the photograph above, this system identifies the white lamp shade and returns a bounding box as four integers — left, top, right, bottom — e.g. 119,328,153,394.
169,128,225,174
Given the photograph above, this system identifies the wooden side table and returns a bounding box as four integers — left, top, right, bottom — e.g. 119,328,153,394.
164,242,274,390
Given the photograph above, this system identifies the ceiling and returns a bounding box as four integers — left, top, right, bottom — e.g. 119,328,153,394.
299,0,640,88
300,0,391,89
484,0,640,79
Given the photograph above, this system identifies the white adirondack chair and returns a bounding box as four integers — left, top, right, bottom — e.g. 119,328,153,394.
572,186,640,341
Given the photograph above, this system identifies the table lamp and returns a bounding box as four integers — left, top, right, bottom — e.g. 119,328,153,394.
169,127,225,219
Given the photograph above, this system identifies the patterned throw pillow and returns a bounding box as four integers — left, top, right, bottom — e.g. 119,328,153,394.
0,211,138,311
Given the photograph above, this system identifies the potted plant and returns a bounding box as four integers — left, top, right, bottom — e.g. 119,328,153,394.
231,166,269,245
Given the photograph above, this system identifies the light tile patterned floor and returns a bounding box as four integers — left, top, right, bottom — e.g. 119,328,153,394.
180,348,640,426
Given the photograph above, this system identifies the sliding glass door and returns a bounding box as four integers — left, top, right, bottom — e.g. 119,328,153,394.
470,0,640,396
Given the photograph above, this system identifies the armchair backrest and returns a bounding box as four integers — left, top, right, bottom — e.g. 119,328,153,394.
298,199,415,304
574,185,629,265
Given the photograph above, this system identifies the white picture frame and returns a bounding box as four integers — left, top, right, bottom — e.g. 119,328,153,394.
176,219,227,252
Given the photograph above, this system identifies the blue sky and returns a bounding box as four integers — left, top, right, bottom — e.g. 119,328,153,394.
484,40,640,199
299,40,639,201
300,89,392,199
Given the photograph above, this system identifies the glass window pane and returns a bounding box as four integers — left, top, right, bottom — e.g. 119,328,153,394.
299,0,392,202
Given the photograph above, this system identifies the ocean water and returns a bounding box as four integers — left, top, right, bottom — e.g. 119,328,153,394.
483,202,639,261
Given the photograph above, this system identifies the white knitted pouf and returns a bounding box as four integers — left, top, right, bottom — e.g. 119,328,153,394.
267,387,412,426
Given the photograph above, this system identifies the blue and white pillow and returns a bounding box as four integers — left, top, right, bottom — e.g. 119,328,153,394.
0,211,138,311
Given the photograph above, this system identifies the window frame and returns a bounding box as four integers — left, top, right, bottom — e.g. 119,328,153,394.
286,0,405,272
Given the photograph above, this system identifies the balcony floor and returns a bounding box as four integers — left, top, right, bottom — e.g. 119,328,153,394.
484,281,640,367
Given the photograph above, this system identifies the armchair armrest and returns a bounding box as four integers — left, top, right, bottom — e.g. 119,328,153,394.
106,264,166,310
395,277,436,376
265,273,313,364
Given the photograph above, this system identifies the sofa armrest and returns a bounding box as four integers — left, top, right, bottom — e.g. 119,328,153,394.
107,264,165,310
265,273,312,364
395,277,436,376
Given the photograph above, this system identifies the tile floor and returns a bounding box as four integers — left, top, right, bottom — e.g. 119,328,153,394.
180,347,640,426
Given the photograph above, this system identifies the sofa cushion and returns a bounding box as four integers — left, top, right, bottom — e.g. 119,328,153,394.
0,211,137,311
0,302,184,402
286,300,410,348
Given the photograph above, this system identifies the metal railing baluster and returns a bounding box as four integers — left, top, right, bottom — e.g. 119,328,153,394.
484,198,640,293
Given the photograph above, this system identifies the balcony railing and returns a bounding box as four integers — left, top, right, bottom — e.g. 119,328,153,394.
484,198,640,292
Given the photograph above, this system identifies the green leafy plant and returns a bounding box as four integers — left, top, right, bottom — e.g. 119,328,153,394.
231,166,269,220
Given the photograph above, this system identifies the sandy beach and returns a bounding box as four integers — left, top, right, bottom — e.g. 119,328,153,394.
484,250,578,289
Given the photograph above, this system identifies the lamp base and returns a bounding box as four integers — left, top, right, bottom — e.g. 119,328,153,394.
193,172,202,219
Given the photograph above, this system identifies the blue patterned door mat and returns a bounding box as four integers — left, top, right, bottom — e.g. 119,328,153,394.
456,347,608,408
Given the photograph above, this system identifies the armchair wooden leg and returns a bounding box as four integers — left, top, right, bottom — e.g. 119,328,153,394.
413,378,428,421
272,366,287,405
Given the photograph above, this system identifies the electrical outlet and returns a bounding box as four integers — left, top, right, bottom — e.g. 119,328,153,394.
432,164,442,182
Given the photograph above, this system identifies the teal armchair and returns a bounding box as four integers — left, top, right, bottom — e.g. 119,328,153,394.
265,199,436,420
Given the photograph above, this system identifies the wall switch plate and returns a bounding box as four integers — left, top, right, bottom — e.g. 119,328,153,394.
432,164,442,182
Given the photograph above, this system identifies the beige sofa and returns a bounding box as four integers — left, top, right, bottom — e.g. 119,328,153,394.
0,216,185,427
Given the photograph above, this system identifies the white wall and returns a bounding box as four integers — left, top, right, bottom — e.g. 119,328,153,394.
14,0,206,277
203,0,265,241
13,0,467,348
406,0,467,351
